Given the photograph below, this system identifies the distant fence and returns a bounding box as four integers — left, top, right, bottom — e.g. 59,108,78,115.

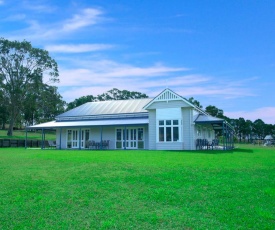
0,139,50,148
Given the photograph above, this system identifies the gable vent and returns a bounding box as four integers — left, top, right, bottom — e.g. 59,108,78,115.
155,90,181,101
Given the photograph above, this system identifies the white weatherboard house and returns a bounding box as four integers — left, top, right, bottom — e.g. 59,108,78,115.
28,89,234,150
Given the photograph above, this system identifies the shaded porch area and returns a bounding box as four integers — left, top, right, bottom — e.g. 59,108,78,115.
194,114,234,150
26,118,149,150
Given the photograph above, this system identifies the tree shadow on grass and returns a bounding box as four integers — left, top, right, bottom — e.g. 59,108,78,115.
232,148,254,153
163,148,253,154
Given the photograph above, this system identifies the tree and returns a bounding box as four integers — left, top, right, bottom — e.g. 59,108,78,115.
66,88,149,110
23,84,65,125
187,97,203,108
0,88,9,129
0,38,59,136
66,95,96,111
253,119,266,139
97,88,148,101
205,105,224,118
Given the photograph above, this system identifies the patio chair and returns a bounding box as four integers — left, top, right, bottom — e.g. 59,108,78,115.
196,139,203,150
48,140,56,148
211,139,219,149
88,140,97,149
102,140,110,149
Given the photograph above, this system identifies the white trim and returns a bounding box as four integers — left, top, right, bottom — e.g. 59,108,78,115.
115,126,145,149
156,119,182,143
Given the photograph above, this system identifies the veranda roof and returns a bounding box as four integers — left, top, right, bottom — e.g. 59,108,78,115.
264,135,273,140
28,118,149,129
194,114,234,131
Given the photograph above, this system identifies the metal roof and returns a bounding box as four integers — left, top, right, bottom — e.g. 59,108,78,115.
194,114,234,131
28,118,149,129
194,114,224,123
264,135,274,140
57,98,152,119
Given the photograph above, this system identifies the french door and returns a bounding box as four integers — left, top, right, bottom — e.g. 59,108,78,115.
116,127,144,149
67,129,90,149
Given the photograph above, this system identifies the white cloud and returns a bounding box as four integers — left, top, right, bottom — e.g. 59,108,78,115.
0,0,4,5
57,61,187,87
225,107,275,124
62,8,103,32
45,44,114,53
6,7,105,41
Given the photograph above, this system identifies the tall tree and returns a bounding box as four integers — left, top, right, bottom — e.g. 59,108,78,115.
23,84,65,125
187,97,203,108
0,88,9,129
205,105,224,118
66,95,96,111
253,119,266,139
0,38,59,136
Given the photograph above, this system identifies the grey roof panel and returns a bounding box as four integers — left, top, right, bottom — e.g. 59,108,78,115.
194,114,224,123
58,98,152,118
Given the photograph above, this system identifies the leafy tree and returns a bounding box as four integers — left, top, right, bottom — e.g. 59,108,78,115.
0,88,9,129
0,38,59,136
67,88,149,110
187,97,203,108
23,84,65,125
205,105,224,118
66,95,96,111
245,119,254,142
97,88,148,101
253,119,266,139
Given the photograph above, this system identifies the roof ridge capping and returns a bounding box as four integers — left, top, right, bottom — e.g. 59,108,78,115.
90,98,152,103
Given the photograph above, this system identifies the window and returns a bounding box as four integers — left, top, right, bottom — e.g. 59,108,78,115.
158,119,180,142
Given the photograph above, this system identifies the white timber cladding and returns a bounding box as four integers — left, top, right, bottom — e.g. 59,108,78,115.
148,110,156,150
156,108,181,120
181,107,192,150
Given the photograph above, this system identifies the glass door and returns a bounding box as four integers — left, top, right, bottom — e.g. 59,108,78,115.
72,130,79,148
127,128,137,149
116,127,144,149
81,129,90,148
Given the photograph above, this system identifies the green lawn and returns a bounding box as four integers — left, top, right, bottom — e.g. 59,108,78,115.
0,146,274,229
0,129,56,140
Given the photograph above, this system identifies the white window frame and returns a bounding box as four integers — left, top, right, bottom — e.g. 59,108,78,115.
67,128,90,149
115,127,145,149
157,119,182,143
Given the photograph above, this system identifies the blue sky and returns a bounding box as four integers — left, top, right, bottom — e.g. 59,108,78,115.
1,0,275,124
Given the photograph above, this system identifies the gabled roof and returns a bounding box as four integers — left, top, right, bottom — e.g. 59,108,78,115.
57,98,152,121
143,88,208,115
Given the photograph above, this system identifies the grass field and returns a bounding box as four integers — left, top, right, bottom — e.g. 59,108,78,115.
0,129,56,140
0,146,274,229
